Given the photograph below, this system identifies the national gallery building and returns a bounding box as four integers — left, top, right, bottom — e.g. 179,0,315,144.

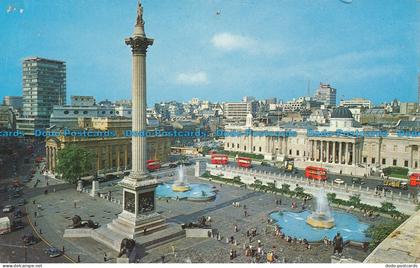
223,107,420,176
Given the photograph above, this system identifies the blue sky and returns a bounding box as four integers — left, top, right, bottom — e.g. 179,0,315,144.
0,0,419,105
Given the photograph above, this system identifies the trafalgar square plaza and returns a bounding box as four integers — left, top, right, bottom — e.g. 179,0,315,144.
0,0,419,267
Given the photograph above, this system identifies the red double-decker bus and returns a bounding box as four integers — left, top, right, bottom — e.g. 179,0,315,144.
305,166,327,181
146,159,161,171
237,157,252,168
409,173,420,187
211,154,229,165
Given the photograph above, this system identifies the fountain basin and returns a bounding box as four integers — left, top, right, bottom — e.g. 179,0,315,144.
270,210,370,242
306,213,335,229
172,184,191,192
156,183,216,202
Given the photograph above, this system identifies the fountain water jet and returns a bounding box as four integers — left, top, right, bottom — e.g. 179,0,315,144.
306,189,335,229
172,165,191,192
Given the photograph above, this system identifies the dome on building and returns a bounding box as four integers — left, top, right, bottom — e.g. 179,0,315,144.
331,107,353,119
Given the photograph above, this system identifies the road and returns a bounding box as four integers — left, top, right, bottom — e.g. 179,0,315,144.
220,161,417,196
0,138,71,263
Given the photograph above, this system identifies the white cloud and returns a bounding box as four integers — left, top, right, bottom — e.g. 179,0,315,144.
176,71,209,86
211,33,254,51
211,32,281,55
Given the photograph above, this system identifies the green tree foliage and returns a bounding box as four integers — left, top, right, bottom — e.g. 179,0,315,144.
327,193,337,203
380,202,396,213
366,219,404,250
56,145,94,184
294,186,305,197
349,194,362,207
281,183,291,193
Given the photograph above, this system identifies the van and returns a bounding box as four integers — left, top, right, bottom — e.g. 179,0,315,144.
0,217,11,234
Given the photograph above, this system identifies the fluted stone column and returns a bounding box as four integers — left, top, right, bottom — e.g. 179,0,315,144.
339,142,343,164
333,142,336,163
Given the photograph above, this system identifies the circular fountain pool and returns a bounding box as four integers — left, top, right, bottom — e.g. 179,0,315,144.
156,182,216,201
270,210,370,242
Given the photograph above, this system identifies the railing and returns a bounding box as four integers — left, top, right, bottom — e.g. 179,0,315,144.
206,164,417,206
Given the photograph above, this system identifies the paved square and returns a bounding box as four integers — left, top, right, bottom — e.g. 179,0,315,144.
27,168,370,263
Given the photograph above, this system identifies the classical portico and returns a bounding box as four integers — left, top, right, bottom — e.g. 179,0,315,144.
308,138,363,166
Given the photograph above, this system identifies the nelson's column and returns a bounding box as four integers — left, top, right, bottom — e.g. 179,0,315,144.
104,1,182,244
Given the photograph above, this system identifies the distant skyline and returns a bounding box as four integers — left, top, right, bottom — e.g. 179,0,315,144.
0,0,419,105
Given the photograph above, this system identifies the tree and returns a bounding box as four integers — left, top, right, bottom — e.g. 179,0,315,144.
254,179,263,185
281,184,291,193
327,193,337,203
56,145,94,184
233,176,241,182
267,182,276,189
294,186,305,197
380,202,396,213
349,194,362,207
366,219,404,250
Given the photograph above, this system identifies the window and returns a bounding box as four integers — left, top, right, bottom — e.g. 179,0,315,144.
382,158,386,165
116,111,120,114
259,147,262,152
244,146,246,150
102,111,106,114
63,110,69,115
296,150,300,156
74,110,79,114
110,111,113,114
393,159,397,166
232,143,234,148
83,111,88,115
416,161,418,168
371,158,375,164
289,149,292,155
363,157,367,163
404,160,408,167
253,146,255,151
237,144,239,149
226,143,229,148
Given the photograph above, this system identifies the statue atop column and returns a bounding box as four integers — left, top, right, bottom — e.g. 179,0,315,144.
136,1,145,27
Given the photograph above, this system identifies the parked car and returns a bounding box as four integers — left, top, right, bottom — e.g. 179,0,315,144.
45,247,62,258
13,220,24,230
169,163,178,168
2,205,14,213
334,179,345,185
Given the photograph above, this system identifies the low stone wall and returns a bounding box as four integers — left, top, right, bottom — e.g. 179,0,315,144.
185,228,212,238
206,164,417,215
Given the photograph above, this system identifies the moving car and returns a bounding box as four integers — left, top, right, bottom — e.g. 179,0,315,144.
22,233,39,246
13,220,24,230
169,163,178,168
2,205,14,213
16,199,26,206
13,209,23,219
334,178,345,185
45,247,62,258
352,177,366,185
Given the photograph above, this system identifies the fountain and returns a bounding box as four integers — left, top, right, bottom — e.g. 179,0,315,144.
306,189,335,228
172,165,191,192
